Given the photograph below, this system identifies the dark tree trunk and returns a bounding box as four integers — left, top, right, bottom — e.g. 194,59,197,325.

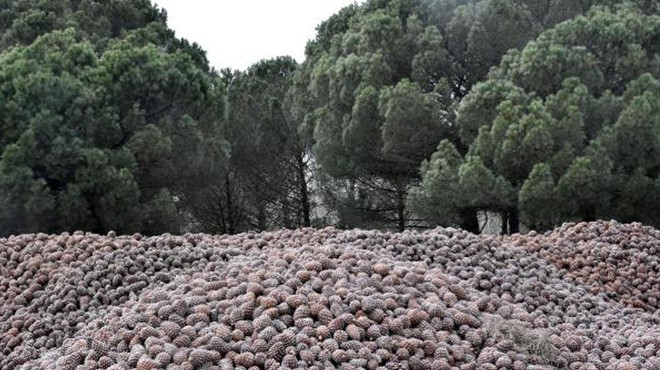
225,175,235,235
508,206,520,234
257,204,267,231
500,211,509,235
396,181,406,232
460,209,480,234
297,153,311,228
282,196,292,229
582,206,596,222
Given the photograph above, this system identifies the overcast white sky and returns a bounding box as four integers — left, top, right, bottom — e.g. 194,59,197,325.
152,1,363,71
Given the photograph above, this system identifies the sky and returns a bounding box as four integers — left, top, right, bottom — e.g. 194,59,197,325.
152,0,364,71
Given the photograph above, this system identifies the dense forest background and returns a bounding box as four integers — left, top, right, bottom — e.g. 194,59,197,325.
0,0,658,237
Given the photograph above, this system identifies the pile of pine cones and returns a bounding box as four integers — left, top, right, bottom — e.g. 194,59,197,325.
515,221,660,311
1,223,660,369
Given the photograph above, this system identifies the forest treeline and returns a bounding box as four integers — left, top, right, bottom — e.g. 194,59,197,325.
0,0,658,236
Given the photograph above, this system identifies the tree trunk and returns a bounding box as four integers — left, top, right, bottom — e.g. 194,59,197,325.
225,175,235,234
583,206,596,222
500,211,509,235
282,195,292,229
459,209,480,234
257,204,267,231
508,206,520,234
396,179,406,232
297,153,311,228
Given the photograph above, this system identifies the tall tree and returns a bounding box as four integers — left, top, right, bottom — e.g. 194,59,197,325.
0,4,225,236
297,0,460,231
